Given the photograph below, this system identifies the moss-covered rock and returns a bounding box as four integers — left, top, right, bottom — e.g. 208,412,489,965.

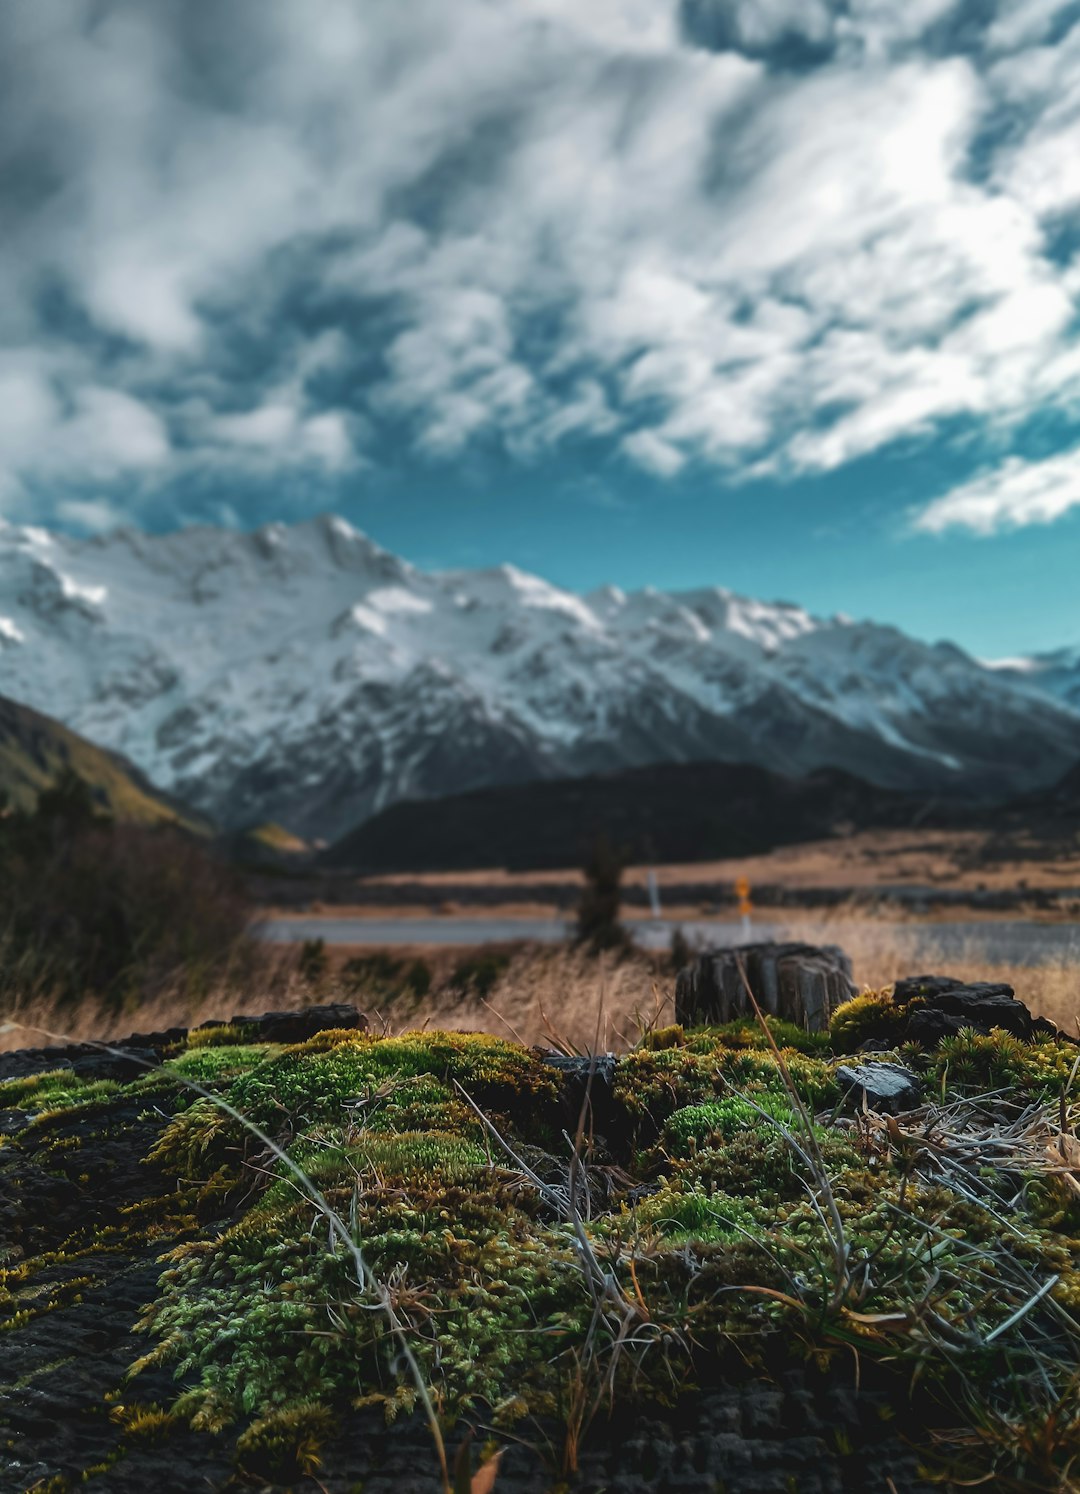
2,997,1078,1492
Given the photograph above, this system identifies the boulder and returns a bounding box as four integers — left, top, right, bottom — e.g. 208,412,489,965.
893,976,1053,1044
675,942,857,1032
836,1061,922,1115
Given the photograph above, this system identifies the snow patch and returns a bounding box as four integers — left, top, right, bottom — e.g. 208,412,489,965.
59,573,107,608
499,567,600,630
347,603,388,635
366,586,432,616
0,616,25,644
983,655,1039,672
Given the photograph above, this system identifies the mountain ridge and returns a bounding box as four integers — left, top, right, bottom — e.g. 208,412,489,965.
1,513,1078,840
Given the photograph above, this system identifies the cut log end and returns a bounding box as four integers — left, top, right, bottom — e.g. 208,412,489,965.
675,941,856,1033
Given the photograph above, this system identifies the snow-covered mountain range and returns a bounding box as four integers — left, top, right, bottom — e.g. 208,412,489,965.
0,514,1077,842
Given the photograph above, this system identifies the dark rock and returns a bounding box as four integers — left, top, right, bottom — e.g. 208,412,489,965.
0,1006,366,1086
69,1045,161,1082
836,1061,922,1115
540,1052,622,1146
0,1029,188,1084
895,976,1036,1043
231,1002,366,1044
676,942,856,1032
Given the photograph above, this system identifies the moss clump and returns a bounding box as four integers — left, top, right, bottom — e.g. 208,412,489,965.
621,1181,758,1243
829,989,911,1051
639,1023,685,1051
614,1038,838,1150
914,1028,1080,1101
234,1401,338,1480
139,1151,589,1430
164,1042,280,1084
662,1094,797,1153
686,1017,832,1056
0,1068,123,1115
183,1023,249,1050
109,1401,182,1444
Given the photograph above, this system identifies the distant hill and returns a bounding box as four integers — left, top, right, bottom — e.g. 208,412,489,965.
0,693,207,830
997,758,1080,837
321,760,942,873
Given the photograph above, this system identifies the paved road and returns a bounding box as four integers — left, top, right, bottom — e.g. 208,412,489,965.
255,915,1080,966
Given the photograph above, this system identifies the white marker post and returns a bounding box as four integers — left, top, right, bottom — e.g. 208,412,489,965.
647,867,662,923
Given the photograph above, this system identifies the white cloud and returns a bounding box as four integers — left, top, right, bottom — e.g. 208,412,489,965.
987,0,1079,51
622,429,687,476
57,497,124,533
2,0,1080,523
915,448,1080,533
210,394,357,472
0,356,169,505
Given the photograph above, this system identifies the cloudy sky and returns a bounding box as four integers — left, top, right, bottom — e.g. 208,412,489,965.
2,0,1080,653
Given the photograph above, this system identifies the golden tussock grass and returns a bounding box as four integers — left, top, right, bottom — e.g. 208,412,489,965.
2,917,1077,1054
403,924,1080,1048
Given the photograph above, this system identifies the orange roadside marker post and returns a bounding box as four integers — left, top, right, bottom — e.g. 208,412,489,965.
735,875,753,939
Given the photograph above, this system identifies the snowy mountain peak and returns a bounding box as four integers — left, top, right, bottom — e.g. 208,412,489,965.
987,645,1080,713
0,516,1078,841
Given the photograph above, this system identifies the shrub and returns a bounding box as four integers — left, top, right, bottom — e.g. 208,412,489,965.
669,925,692,975
297,938,329,989
0,773,256,1013
339,952,432,1001
449,950,511,998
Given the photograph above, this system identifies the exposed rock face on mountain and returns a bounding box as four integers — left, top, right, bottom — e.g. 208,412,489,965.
1,514,1078,840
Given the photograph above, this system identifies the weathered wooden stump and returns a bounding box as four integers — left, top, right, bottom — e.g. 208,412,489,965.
675,941,856,1032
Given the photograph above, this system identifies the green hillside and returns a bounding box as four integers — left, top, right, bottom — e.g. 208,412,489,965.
0,693,208,831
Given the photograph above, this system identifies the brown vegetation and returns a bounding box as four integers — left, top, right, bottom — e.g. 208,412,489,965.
5,917,1078,1057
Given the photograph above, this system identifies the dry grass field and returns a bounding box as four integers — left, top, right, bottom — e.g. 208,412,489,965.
5,914,1078,1055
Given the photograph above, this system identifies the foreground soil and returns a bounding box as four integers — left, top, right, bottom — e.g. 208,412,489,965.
1,980,1078,1493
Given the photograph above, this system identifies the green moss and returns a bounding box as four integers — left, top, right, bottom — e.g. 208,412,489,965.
916,1028,1080,1101
662,1094,798,1154
829,989,910,1052
639,1023,685,1051
164,1042,280,1083
225,1030,562,1140
621,1181,758,1243
139,1169,589,1428
614,1039,838,1149
183,1024,249,1050
685,1017,832,1056
0,1069,122,1114
234,1401,338,1480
